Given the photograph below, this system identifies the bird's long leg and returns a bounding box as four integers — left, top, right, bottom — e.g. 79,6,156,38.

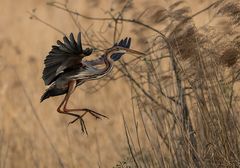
57,94,67,112
64,108,108,119
56,80,88,133
62,81,108,120
56,80,107,133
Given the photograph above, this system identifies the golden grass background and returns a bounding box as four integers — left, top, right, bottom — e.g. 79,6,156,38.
0,0,238,167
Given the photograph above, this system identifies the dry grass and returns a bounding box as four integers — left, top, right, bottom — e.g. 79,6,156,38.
1,0,240,167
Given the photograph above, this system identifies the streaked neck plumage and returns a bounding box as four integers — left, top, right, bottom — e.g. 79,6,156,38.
81,53,114,81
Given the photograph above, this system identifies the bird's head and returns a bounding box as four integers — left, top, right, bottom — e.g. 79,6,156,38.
108,46,145,61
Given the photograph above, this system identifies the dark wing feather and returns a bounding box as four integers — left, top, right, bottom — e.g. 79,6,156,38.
77,32,83,52
41,79,85,102
110,37,132,61
55,57,82,76
57,40,72,53
63,36,75,52
40,85,68,102
42,32,86,86
69,33,78,51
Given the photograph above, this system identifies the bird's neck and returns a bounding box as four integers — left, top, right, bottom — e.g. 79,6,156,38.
96,55,113,76
82,54,114,79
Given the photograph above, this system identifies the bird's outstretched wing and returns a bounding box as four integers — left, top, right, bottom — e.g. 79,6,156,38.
42,32,92,85
84,37,132,66
110,37,131,61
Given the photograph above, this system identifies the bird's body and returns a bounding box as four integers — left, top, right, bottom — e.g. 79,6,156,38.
41,55,114,101
41,32,144,133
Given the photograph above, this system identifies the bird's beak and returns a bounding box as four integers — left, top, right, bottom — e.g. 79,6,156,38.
122,48,146,55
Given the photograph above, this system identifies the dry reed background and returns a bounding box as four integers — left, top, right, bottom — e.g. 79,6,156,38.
0,0,240,167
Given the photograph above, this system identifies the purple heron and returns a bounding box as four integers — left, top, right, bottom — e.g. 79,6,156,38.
41,32,144,133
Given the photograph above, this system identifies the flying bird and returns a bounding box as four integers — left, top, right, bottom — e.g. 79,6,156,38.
41,32,144,133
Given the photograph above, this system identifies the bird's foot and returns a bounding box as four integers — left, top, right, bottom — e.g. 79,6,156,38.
66,109,108,134
68,115,88,135
79,108,108,120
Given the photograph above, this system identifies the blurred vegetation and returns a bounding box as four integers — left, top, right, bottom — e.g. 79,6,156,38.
1,0,240,167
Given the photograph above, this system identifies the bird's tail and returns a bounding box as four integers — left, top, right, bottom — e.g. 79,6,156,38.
40,90,51,102
40,86,68,102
